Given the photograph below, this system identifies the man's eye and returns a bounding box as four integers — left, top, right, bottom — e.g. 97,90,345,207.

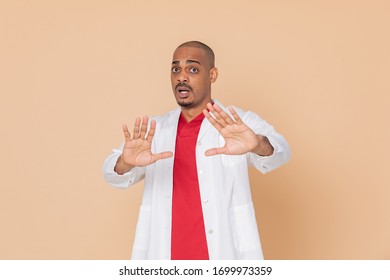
171,67,180,73
189,67,198,73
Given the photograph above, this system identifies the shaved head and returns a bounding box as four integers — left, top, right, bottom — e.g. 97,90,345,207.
171,41,218,113
175,41,215,69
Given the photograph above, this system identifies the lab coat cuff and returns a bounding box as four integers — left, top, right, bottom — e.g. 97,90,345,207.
102,152,135,188
249,134,283,173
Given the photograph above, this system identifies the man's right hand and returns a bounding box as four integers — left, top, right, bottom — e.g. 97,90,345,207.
114,116,173,175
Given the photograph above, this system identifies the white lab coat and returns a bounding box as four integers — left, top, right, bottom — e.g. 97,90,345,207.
102,100,290,260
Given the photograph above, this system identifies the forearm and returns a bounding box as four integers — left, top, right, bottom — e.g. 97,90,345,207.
114,154,135,175
251,135,274,156
102,149,145,188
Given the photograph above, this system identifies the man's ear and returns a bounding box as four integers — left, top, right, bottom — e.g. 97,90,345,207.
210,67,218,83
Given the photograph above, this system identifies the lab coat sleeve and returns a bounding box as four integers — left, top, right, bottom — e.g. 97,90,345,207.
102,142,146,188
240,110,290,174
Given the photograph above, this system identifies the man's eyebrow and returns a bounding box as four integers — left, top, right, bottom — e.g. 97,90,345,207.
171,60,201,65
186,59,201,65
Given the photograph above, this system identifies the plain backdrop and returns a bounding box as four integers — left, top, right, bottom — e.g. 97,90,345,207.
0,0,389,259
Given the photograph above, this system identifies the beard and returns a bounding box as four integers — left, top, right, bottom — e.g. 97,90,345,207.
176,99,194,108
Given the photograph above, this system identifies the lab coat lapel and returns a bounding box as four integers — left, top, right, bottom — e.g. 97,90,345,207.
198,117,213,143
198,99,226,141
163,108,181,153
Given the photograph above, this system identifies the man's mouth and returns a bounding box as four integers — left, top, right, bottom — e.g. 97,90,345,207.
176,85,192,98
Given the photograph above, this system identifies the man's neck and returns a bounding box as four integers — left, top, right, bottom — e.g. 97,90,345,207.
180,99,213,122
181,107,205,123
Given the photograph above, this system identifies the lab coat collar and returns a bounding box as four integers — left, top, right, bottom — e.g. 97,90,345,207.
168,99,227,143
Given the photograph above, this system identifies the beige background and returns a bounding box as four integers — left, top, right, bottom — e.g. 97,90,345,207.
1,0,389,259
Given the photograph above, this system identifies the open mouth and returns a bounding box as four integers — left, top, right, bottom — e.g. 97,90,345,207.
176,86,191,98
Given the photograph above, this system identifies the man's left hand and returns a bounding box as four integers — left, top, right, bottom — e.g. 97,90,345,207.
203,103,274,157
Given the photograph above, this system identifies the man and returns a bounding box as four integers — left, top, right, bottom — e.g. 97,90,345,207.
102,41,290,260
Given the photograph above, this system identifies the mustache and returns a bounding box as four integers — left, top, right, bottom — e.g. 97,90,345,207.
175,82,192,91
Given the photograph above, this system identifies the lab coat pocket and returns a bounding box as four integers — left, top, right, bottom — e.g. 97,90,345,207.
132,205,152,253
230,202,261,253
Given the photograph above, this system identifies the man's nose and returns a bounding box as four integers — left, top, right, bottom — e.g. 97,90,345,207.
177,71,188,83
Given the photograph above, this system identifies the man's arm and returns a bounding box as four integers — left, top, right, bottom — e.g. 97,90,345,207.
251,135,274,156
102,116,173,187
203,103,274,157
203,102,290,172
102,144,146,188
114,154,135,175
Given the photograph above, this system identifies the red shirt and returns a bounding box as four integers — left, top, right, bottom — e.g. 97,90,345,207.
171,112,209,260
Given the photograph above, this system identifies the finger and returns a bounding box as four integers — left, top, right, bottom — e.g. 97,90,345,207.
122,124,132,142
139,116,149,139
205,147,227,156
132,117,141,139
207,103,228,127
203,109,224,132
228,107,243,124
213,103,235,125
146,120,156,142
151,151,173,162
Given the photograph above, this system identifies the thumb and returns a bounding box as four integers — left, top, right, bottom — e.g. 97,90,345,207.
151,151,173,162
205,147,226,156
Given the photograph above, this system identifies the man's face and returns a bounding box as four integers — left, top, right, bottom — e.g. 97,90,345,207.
171,47,217,109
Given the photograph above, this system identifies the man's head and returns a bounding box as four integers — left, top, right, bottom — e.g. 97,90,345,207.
171,41,218,110
176,41,215,69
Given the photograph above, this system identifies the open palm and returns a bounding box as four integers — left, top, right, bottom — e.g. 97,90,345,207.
121,116,173,167
203,103,259,156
